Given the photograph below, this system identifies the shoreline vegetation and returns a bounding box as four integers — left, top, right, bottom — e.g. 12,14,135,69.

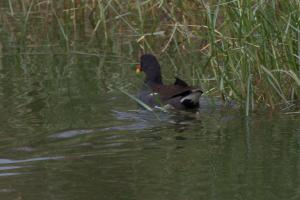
0,0,299,115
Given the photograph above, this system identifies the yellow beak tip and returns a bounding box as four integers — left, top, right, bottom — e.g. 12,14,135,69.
136,68,141,74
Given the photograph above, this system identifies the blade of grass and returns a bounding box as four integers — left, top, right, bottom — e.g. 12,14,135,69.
118,88,153,112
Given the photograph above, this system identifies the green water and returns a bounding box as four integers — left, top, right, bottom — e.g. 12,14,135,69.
0,53,299,200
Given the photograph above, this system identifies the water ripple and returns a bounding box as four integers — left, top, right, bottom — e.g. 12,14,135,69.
0,156,64,165
49,129,94,139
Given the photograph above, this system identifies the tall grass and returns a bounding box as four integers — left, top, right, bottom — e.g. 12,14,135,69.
0,0,299,114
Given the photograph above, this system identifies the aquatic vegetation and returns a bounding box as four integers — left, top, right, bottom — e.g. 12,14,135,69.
0,0,299,114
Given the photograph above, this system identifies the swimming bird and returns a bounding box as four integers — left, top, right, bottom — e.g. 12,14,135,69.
136,54,203,109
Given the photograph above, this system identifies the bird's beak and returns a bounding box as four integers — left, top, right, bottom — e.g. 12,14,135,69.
135,64,142,74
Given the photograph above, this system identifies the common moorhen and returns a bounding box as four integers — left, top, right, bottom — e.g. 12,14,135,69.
136,54,203,110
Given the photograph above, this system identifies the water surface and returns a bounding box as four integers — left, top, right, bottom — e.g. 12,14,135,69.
0,53,299,200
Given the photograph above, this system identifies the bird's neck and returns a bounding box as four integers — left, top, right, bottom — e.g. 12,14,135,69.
145,74,163,85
